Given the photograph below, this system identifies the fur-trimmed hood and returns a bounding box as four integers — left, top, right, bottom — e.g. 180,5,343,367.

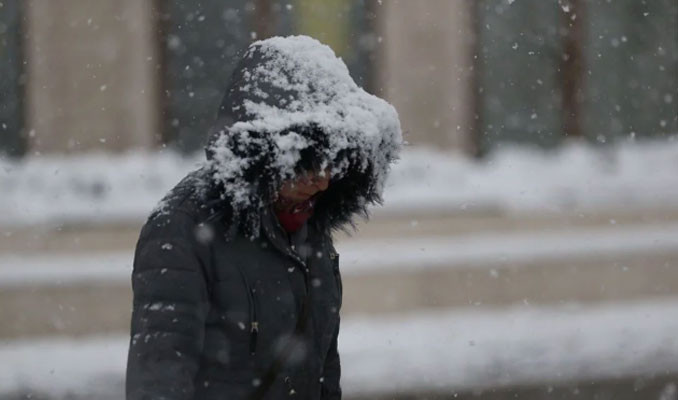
204,35,402,235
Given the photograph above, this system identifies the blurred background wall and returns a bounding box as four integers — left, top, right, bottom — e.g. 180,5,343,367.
22,0,159,153
2,0,675,158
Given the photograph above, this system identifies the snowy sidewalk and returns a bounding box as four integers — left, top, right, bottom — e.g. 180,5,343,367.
2,299,678,399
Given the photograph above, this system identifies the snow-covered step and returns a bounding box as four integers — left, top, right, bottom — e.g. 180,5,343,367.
2,207,677,254
1,223,678,338
337,223,678,275
337,223,678,314
2,299,678,399
3,222,677,287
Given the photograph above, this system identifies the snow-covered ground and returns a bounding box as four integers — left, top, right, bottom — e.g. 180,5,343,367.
343,299,678,395
2,299,677,398
2,221,677,286
1,139,677,227
2,140,677,397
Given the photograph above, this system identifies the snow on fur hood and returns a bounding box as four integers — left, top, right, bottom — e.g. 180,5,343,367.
204,35,402,234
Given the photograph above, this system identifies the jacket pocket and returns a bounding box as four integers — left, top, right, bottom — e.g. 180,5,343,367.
251,276,297,358
211,281,251,339
205,279,252,369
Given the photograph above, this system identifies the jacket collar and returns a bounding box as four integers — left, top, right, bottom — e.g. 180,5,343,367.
260,205,308,269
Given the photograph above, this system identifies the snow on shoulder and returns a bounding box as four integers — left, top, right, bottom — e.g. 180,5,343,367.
206,35,402,230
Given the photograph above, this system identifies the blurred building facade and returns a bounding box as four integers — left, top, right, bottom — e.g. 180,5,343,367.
0,0,676,157
23,0,159,153
376,0,476,151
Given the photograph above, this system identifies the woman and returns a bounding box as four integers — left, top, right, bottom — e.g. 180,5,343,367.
126,35,401,399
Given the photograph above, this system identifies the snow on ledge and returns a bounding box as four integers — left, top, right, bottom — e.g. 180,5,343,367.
1,139,677,227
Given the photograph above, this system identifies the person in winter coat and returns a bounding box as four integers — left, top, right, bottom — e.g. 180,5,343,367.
125,35,402,400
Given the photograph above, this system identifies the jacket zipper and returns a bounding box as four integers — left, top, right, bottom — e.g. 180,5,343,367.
234,264,259,355
248,287,259,355
329,251,342,297
284,375,297,396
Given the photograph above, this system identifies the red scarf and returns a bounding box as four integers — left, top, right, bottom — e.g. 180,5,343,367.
275,197,316,233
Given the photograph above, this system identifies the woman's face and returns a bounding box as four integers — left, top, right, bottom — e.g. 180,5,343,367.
278,168,331,204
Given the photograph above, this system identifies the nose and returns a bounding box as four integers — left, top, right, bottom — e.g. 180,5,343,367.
315,174,330,192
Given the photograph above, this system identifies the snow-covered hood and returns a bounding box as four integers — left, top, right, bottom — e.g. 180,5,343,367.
205,35,402,233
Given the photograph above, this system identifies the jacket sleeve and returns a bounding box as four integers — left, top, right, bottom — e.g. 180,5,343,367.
126,211,210,400
321,317,342,399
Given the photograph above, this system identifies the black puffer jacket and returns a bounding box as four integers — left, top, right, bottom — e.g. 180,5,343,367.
126,173,342,399
126,35,401,400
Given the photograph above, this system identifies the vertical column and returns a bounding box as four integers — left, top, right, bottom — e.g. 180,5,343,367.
23,0,159,154
375,0,475,152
